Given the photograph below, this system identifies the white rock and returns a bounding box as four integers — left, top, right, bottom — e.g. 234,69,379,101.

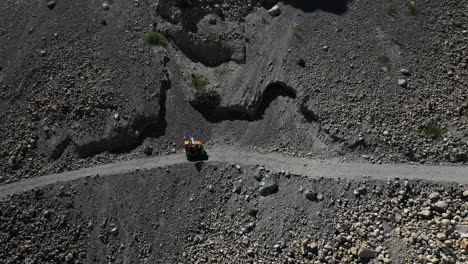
398,79,408,87
268,5,281,16
420,209,431,217
434,201,448,212
400,69,410,76
429,192,440,201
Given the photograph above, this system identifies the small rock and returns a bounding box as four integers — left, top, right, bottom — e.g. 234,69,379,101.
268,5,281,16
247,208,258,217
65,252,74,262
400,69,410,76
436,232,446,241
114,113,120,120
440,219,451,226
429,192,440,201
358,247,376,259
46,0,56,9
307,242,319,253
316,193,324,201
102,2,110,10
461,239,468,249
298,58,306,67
455,225,468,238
259,179,278,196
253,173,263,181
305,191,318,201
398,79,408,87
434,201,448,212
420,209,431,218
463,190,468,198
143,145,153,156
241,235,250,245
233,181,243,194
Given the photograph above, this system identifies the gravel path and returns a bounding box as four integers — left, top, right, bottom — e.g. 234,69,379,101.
0,147,466,198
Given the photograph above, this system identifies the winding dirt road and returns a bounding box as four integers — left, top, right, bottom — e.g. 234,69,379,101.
0,147,466,198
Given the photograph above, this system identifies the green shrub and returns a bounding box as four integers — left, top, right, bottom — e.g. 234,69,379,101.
186,74,209,90
420,124,444,140
407,4,418,16
244,35,252,42
386,7,398,16
186,73,220,109
145,32,166,46
213,68,226,75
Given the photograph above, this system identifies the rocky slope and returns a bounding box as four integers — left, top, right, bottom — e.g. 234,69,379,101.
0,0,467,184
0,162,467,263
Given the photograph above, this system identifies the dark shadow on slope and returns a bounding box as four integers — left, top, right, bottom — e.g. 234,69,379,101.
299,95,320,122
263,0,353,15
192,82,297,123
141,79,171,139
74,78,172,158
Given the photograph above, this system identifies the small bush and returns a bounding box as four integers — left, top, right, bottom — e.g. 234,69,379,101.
407,4,418,16
244,35,252,42
186,73,220,109
213,68,226,75
420,124,444,140
186,74,209,90
386,7,398,16
145,32,166,46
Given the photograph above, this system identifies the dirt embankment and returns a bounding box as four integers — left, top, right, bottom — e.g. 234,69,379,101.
0,162,466,263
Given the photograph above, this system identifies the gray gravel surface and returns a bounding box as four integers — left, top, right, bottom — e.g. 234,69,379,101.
0,162,467,263
0,0,466,186
1,147,467,198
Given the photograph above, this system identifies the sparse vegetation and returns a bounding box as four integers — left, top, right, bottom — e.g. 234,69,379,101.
186,73,221,109
386,7,398,16
292,24,303,32
244,35,252,42
213,68,226,75
186,73,209,90
407,4,419,16
215,39,225,46
420,124,444,140
144,32,166,46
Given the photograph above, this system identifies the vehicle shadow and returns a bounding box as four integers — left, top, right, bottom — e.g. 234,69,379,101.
194,161,203,172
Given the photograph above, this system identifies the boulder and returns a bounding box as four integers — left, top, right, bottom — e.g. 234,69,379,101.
358,247,376,259
268,5,281,16
259,179,278,196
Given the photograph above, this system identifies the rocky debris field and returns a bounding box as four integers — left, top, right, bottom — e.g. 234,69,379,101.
0,0,467,185
0,162,466,263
